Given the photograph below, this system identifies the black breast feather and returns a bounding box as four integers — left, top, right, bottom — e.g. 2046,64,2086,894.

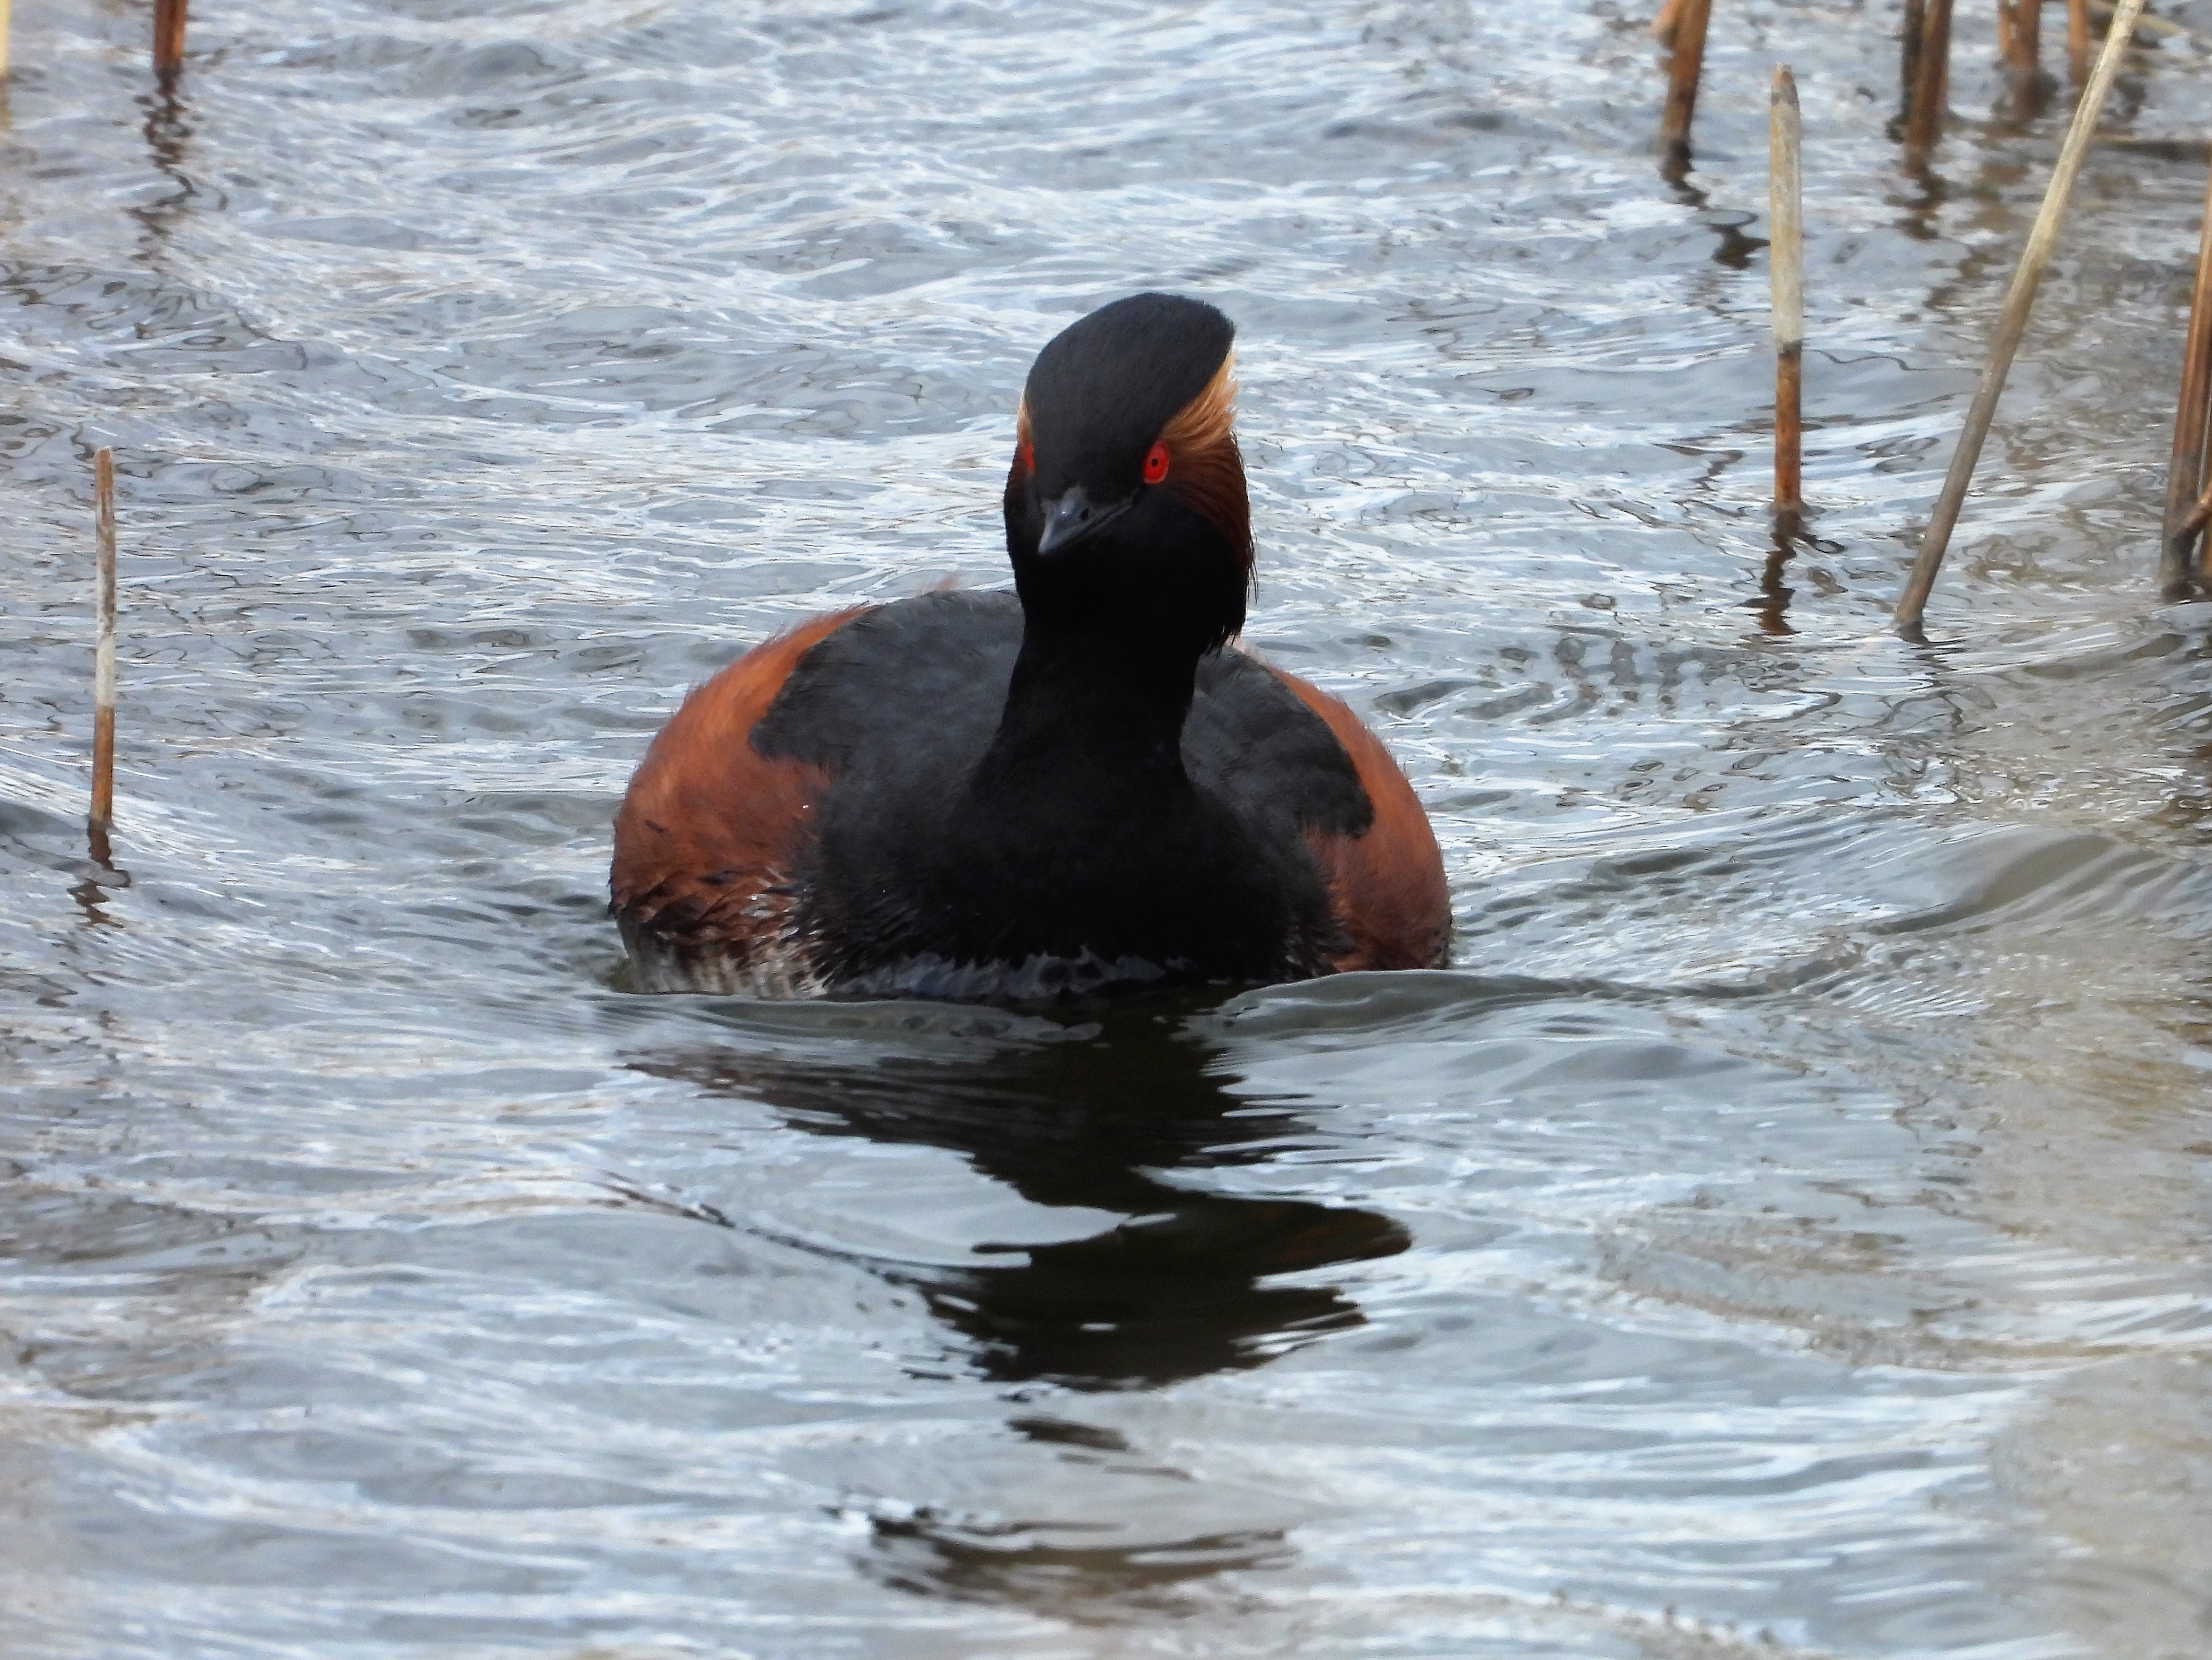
752,588,1372,839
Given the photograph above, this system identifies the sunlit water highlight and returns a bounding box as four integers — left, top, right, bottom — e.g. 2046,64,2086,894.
3,1,2211,1656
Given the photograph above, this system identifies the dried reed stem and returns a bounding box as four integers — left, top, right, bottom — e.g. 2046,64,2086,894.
1894,0,2147,634
2068,0,2092,80
1770,66,1805,521
154,0,186,79
2,0,13,80
91,448,117,850
2160,153,2212,586
1902,0,1926,108
1654,0,1686,45
2001,0,2043,79
1905,0,1954,161
2181,474,2212,539
1658,0,1713,160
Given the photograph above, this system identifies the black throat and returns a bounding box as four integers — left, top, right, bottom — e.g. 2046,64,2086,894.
928,610,1289,981
967,620,1200,813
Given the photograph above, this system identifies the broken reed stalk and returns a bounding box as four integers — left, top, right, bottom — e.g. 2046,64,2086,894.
2181,473,2212,541
153,0,186,79
91,448,117,855
1905,0,1954,161
1657,0,1713,161
2,0,13,80
1770,66,1805,522
2068,0,2091,80
1894,0,2148,634
2158,152,2212,586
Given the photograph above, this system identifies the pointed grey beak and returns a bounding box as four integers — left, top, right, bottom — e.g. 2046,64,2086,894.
1036,486,1131,556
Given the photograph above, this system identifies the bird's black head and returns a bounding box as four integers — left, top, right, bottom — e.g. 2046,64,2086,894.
1003,293,1253,655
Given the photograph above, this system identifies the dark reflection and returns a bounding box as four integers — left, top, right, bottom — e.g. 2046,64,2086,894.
68,869,127,926
70,834,130,925
1656,160,1769,272
2100,136,2212,166
1992,65,2056,131
1748,510,1853,634
867,1506,1291,1611
1750,516,1800,637
1891,150,1952,238
133,85,197,253
639,1003,1407,1391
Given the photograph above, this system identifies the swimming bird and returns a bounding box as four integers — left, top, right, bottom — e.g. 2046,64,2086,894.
610,293,1449,999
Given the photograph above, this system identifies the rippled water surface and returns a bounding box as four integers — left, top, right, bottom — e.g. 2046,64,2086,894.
6,1,2212,1654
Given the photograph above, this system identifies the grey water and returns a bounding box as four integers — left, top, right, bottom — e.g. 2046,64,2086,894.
3,1,2210,1654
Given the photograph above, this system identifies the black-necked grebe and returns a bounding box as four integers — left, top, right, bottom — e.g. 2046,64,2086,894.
611,292,1449,998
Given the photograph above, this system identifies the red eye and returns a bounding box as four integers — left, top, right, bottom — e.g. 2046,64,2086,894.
1144,442,1170,483
1018,440,1034,472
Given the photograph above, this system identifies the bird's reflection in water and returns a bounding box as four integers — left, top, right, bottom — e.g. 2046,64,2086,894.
868,1504,1295,1612
640,1000,1407,1392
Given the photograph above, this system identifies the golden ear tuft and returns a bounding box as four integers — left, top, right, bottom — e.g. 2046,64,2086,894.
1160,354,1238,457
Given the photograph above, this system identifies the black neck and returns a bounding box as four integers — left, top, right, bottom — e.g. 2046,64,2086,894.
969,621,1200,804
